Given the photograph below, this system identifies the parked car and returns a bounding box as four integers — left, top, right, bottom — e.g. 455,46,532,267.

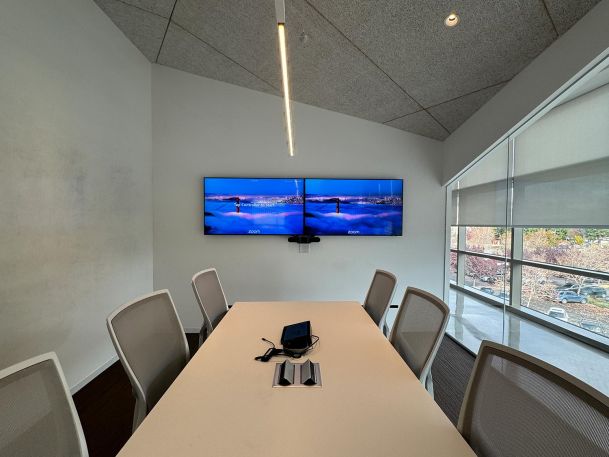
580,286,607,298
556,291,587,304
547,307,569,322
583,278,600,285
556,283,577,291
480,287,494,295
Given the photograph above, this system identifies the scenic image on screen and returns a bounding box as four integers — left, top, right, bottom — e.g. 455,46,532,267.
204,178,304,235
304,179,403,236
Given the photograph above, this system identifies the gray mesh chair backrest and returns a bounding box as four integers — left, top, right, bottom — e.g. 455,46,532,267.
389,287,449,386
192,268,228,336
107,289,189,432
0,353,88,457
363,270,397,332
458,341,609,457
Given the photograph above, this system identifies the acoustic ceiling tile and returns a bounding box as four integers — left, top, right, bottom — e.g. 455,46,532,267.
543,0,602,35
285,0,421,123
172,0,280,87
307,0,557,107
121,0,176,18
428,83,506,133
93,0,601,140
94,0,167,61
173,0,420,123
157,23,278,95
385,110,449,141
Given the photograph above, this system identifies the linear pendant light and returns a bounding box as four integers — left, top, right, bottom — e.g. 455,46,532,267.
275,0,295,157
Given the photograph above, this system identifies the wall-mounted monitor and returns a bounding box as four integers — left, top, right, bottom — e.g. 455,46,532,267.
304,178,403,236
204,178,304,235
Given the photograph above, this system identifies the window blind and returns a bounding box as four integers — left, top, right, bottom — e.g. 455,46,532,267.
512,84,609,227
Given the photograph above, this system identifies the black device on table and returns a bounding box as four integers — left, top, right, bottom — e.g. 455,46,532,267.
255,321,318,362
281,321,312,354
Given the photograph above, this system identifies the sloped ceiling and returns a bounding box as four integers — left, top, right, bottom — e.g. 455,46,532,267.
94,0,601,140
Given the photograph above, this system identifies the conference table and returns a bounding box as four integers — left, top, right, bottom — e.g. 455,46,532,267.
117,301,476,457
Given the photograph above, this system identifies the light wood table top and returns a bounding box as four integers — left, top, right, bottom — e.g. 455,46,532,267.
117,301,476,457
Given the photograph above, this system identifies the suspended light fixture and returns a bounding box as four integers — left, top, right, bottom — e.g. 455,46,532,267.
275,0,295,157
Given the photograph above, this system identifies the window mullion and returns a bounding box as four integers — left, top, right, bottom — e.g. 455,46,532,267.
511,227,524,308
457,226,466,285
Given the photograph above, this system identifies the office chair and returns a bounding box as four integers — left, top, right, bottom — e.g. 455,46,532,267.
0,352,88,456
389,287,449,398
363,269,397,336
107,289,189,432
458,340,609,457
192,268,229,346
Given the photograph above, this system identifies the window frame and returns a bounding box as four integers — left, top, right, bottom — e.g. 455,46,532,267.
445,53,609,355
449,226,609,353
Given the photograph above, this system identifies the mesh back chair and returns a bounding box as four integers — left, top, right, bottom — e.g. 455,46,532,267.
192,268,229,346
458,340,609,457
389,287,449,398
0,353,88,457
107,289,189,432
363,269,397,335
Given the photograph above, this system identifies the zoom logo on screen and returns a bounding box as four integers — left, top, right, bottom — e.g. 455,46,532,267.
248,229,261,234
348,230,360,235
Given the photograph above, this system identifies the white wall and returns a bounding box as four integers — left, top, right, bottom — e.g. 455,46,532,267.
152,65,445,330
442,0,609,184
0,0,153,390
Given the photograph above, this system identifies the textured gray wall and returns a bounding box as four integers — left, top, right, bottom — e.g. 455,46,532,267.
0,0,153,390
151,65,445,330
442,0,609,184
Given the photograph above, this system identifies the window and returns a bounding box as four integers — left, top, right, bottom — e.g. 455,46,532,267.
451,224,609,343
450,226,458,250
522,228,609,272
446,56,609,351
465,226,511,256
450,225,510,304
520,265,609,337
449,252,457,282
464,254,508,295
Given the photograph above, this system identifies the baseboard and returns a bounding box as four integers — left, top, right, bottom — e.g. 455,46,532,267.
444,332,478,357
71,355,119,394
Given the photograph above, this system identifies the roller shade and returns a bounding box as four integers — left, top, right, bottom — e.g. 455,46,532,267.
512,84,609,227
512,159,609,227
451,140,509,227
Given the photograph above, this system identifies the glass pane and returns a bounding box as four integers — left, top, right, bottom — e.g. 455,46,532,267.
450,226,458,250
450,252,457,282
447,289,504,352
453,140,509,227
465,226,511,256
520,265,609,338
522,228,609,273
464,254,510,300
501,261,511,300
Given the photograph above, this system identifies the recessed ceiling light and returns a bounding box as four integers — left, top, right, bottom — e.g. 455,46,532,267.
445,12,460,27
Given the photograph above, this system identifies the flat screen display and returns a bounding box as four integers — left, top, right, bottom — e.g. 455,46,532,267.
204,178,304,235
304,179,403,236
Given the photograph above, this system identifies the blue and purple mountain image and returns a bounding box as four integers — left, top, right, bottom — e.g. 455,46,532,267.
204,178,304,235
305,179,403,236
